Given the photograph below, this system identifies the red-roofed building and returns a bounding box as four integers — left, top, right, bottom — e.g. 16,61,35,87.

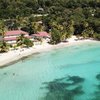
5,30,29,37
3,30,50,44
3,30,32,44
33,32,50,38
32,31,51,43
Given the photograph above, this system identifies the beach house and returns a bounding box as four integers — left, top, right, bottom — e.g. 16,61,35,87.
32,31,50,43
3,30,32,44
33,32,50,38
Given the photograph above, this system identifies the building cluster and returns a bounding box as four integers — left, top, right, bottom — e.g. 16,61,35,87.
2,30,50,45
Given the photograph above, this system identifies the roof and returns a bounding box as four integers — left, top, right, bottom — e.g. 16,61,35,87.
3,37,16,41
3,36,32,41
5,30,28,36
33,32,50,37
26,36,33,39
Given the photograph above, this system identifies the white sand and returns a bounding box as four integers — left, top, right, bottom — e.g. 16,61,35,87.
0,36,99,67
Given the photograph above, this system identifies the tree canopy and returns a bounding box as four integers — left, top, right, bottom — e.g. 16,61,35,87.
0,0,100,41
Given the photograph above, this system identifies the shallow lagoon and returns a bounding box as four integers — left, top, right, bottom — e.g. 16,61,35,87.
0,42,100,100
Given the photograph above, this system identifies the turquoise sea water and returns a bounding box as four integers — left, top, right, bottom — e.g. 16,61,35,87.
0,42,100,100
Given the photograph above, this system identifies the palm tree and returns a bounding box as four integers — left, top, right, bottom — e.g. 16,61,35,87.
16,34,33,47
16,34,25,47
66,19,75,35
81,27,94,39
0,41,9,53
51,28,61,44
0,20,7,38
82,21,89,29
32,22,39,33
61,31,72,42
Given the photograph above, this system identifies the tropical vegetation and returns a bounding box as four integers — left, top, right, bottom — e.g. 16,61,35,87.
17,34,33,48
0,41,9,53
0,0,100,45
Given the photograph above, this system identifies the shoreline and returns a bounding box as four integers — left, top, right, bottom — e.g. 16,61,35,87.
0,37,99,68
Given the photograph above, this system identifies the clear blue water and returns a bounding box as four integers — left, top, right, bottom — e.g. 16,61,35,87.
0,42,100,100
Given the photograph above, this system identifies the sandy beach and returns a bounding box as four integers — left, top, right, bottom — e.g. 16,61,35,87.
0,36,99,67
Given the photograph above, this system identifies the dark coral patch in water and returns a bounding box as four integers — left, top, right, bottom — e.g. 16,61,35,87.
91,74,100,100
96,73,100,80
41,76,85,100
92,91,100,100
67,76,84,85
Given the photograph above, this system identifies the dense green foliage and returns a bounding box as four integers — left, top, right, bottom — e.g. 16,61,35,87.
51,28,61,44
0,0,100,44
17,34,33,47
0,0,40,19
42,0,100,43
43,0,100,33
0,41,9,52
